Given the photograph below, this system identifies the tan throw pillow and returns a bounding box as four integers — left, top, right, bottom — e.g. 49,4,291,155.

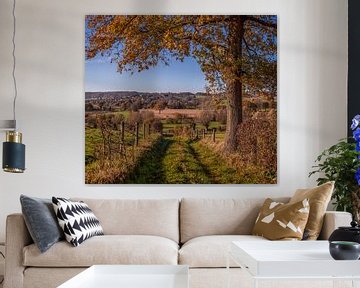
289,181,334,240
252,198,310,240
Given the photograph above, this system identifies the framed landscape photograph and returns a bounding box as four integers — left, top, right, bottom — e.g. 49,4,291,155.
85,15,277,184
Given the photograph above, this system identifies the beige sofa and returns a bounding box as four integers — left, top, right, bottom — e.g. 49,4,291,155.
4,198,352,288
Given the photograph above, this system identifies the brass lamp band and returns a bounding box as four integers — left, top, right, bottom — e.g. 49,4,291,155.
6,131,22,143
3,167,24,173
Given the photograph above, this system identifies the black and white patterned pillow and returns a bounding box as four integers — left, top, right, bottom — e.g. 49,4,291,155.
52,197,104,247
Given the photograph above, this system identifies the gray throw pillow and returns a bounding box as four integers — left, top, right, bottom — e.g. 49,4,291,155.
20,195,64,253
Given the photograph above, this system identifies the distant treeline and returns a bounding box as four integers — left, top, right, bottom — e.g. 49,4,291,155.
85,91,276,113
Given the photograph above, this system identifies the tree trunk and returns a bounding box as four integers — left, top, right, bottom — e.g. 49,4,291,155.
352,190,360,223
224,78,242,152
224,17,245,153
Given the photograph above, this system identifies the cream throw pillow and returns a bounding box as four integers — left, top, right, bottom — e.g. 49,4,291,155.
252,198,310,240
289,181,334,240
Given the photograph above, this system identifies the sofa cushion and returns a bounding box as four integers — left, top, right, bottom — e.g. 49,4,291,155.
252,198,310,240
72,199,179,243
179,235,267,268
52,197,104,247
180,198,289,243
23,235,178,267
290,181,334,240
20,195,64,253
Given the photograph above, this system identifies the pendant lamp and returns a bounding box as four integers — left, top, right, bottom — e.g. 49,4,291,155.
1,0,26,173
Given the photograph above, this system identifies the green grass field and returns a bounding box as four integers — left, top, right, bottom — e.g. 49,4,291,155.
86,122,241,183
122,136,263,184
85,110,271,184
85,127,139,164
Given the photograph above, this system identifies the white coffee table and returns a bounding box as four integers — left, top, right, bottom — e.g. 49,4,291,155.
58,265,189,288
228,241,360,288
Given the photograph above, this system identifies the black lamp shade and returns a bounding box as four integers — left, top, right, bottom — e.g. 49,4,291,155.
3,141,25,173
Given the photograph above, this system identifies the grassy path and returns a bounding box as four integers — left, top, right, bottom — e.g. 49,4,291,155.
124,137,173,183
162,138,212,184
126,136,243,184
190,141,242,183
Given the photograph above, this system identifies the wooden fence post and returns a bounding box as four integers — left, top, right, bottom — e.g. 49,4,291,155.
135,122,139,146
148,123,151,136
212,128,216,142
121,122,125,143
143,123,146,139
119,121,125,154
196,129,199,139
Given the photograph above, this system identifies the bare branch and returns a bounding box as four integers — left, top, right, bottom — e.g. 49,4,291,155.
243,37,258,57
245,16,276,29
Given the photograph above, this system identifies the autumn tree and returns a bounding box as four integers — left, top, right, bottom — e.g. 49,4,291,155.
130,99,141,112
86,15,277,152
127,111,142,128
141,110,155,123
216,109,227,125
198,110,214,130
154,99,167,114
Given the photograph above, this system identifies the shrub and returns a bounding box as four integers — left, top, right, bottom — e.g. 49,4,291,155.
152,119,163,133
86,115,98,128
215,109,227,125
197,110,214,130
141,110,155,123
236,112,277,179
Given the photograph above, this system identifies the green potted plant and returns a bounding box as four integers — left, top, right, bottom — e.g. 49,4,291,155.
309,115,360,222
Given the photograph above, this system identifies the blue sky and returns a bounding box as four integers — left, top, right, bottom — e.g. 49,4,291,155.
84,15,277,93
85,56,207,93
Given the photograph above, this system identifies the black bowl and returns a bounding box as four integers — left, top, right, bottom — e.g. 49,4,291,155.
329,241,360,260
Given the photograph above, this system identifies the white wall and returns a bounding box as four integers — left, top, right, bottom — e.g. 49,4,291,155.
0,0,348,242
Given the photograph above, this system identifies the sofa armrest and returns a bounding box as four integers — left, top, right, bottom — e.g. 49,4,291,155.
318,211,352,240
4,213,32,288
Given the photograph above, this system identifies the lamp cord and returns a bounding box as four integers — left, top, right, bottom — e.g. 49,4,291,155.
12,0,17,129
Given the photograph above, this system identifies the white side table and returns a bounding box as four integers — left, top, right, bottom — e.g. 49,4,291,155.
58,265,189,288
228,241,360,288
